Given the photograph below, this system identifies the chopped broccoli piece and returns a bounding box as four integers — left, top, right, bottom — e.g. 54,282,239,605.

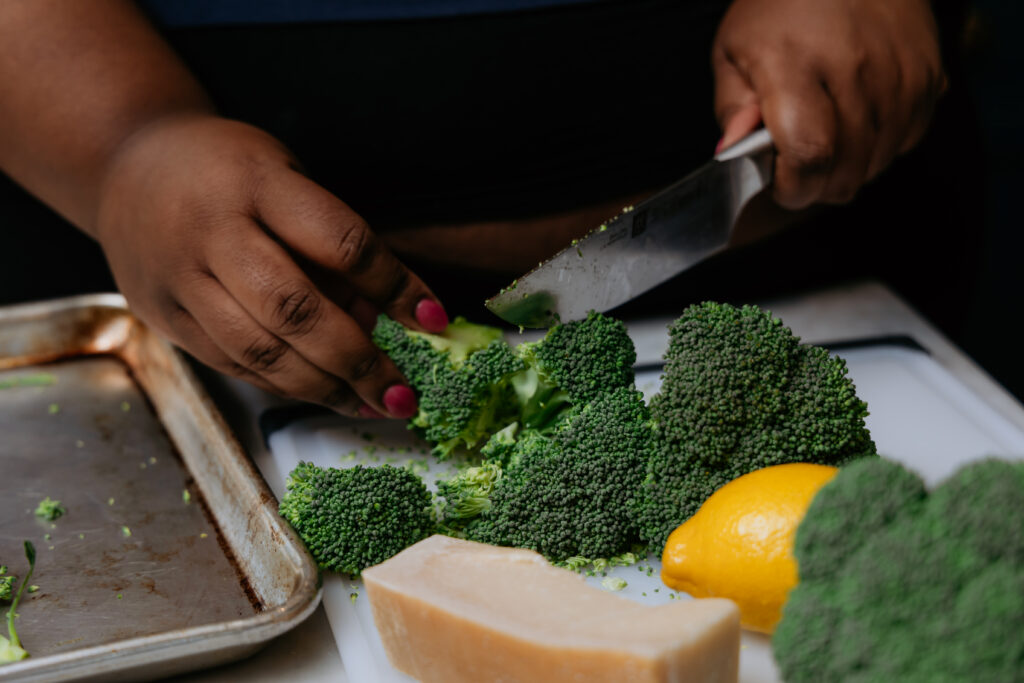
435,461,503,527
373,315,523,458
279,462,434,575
34,497,65,521
634,302,876,551
458,387,652,561
0,567,13,603
601,576,628,591
1,542,35,664
774,457,1024,682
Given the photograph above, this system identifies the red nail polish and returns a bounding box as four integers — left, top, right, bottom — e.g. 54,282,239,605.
415,299,449,333
383,385,418,419
715,137,726,155
358,404,386,419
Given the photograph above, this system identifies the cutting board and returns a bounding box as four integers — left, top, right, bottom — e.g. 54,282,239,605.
257,340,1024,683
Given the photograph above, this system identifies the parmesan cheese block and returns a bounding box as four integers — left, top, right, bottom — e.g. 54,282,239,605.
363,535,740,683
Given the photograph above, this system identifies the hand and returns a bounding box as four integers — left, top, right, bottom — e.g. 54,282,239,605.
95,114,448,418
712,0,946,209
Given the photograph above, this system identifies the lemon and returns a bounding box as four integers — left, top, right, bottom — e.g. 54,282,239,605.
660,463,838,633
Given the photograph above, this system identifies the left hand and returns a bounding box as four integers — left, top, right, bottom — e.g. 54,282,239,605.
712,0,947,209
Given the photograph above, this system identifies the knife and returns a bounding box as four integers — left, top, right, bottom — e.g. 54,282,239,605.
484,129,775,328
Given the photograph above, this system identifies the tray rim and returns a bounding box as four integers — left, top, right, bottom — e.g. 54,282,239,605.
0,293,322,682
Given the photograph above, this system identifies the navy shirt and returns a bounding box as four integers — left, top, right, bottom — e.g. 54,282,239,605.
138,0,603,26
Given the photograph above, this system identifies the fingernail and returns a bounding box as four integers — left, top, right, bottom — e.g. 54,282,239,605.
415,298,449,333
383,384,417,419
715,137,726,155
358,404,386,419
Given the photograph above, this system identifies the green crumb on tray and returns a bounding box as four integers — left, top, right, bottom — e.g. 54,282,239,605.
27,586,38,594
349,593,358,604
34,497,65,521
107,498,115,506
200,533,208,539
47,403,60,415
116,593,123,600
182,490,191,504
120,401,130,412
121,526,131,538
601,577,627,592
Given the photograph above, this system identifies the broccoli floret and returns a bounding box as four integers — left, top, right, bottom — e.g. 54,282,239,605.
34,496,65,521
1,542,35,664
774,457,1024,682
373,315,523,458
435,461,504,529
279,462,434,575
634,302,876,551
513,311,636,430
459,387,652,560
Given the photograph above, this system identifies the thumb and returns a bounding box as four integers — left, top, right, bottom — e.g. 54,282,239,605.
713,51,763,153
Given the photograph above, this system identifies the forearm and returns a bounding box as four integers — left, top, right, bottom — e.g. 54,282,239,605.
0,0,213,236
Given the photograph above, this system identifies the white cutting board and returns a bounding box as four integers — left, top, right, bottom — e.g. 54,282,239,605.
259,343,1024,683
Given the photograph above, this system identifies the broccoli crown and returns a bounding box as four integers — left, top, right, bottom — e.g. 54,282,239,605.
373,315,524,458
635,302,877,551
774,457,1024,683
278,462,434,575
412,340,524,457
460,387,652,560
518,310,636,405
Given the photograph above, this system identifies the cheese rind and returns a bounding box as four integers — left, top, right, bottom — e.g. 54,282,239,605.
363,535,740,683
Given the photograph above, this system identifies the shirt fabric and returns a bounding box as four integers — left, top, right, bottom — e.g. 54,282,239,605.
137,0,604,26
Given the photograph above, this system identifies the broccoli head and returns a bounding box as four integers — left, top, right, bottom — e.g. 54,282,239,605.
634,302,876,551
279,462,434,575
451,387,652,560
774,457,1024,683
373,315,523,458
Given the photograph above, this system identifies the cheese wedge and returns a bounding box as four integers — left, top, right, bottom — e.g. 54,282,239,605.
363,535,740,683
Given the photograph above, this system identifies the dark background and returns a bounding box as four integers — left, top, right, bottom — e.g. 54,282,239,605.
1,0,1020,400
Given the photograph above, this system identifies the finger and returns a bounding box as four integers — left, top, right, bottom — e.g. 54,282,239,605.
253,169,448,333
160,301,282,396
897,58,945,156
819,65,876,204
713,49,763,152
865,42,907,181
750,56,839,210
203,223,417,418
176,271,364,416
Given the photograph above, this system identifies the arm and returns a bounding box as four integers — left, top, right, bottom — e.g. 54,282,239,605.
0,0,448,418
711,0,946,209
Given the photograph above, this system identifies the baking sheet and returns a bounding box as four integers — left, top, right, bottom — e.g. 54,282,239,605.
260,340,1024,683
0,295,320,682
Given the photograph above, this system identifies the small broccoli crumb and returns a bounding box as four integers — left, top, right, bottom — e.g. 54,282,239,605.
34,497,65,521
107,497,115,506
47,403,60,415
349,593,358,604
601,577,627,592
121,526,131,538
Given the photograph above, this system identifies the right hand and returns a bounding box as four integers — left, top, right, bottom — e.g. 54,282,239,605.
95,114,448,418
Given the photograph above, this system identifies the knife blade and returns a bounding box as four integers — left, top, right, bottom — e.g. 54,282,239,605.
485,129,774,328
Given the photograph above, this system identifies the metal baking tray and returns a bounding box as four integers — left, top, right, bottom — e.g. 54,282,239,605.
0,295,321,682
